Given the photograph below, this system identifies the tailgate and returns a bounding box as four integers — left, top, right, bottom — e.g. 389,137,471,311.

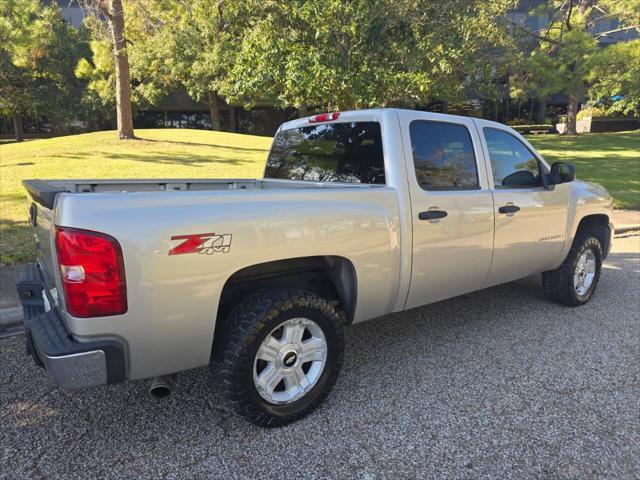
23,180,69,296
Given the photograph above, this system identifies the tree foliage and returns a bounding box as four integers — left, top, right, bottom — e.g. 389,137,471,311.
588,39,640,116
76,39,115,106
125,0,253,130
223,0,509,112
1,0,90,139
2,0,639,139
508,0,639,134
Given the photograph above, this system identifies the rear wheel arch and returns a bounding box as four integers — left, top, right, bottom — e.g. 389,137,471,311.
215,256,358,330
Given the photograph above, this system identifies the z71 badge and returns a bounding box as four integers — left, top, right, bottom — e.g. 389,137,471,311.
169,233,232,255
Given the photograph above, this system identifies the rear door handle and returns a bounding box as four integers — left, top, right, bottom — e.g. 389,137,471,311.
419,210,448,220
498,204,520,214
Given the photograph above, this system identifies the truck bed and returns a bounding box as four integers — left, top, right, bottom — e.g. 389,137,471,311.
23,178,382,209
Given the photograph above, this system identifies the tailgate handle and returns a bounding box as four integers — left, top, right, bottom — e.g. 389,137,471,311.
419,210,448,221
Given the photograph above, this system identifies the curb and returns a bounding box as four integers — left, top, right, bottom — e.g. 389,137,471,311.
0,306,23,327
615,225,640,234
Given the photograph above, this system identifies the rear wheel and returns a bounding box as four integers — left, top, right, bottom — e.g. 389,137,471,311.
542,233,603,306
211,288,344,427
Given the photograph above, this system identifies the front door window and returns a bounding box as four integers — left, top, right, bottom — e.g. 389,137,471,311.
483,128,542,188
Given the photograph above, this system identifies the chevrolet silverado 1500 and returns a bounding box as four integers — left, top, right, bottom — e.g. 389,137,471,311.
18,109,614,426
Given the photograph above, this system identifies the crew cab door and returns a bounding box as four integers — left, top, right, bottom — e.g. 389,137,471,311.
474,120,569,287
397,111,495,309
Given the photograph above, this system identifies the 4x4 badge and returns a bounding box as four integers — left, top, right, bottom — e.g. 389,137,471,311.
169,233,232,255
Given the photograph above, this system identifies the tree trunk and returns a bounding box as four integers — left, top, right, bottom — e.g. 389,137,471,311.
565,95,578,135
536,98,547,124
528,98,534,122
108,0,135,139
50,111,68,136
207,92,221,131
12,112,24,142
229,107,237,132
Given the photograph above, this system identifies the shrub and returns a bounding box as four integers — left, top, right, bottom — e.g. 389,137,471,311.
511,124,553,134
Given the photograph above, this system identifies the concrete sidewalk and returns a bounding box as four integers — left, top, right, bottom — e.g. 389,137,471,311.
0,265,25,327
1,209,638,328
613,209,640,232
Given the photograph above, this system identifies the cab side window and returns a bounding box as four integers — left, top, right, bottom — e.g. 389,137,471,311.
409,121,479,190
483,128,542,188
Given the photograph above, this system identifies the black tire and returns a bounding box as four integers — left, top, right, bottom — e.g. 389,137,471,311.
211,288,345,427
542,232,603,306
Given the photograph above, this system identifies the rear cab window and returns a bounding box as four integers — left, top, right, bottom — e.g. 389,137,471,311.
265,122,386,184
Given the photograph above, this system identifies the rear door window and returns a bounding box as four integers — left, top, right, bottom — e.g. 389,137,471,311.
409,121,479,190
265,122,385,184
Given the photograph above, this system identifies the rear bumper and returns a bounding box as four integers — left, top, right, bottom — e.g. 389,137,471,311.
17,263,126,389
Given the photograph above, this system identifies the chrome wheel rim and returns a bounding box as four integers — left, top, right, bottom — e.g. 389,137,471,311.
253,317,327,405
574,250,596,296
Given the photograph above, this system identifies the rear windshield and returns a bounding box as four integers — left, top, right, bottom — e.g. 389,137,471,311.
265,122,385,184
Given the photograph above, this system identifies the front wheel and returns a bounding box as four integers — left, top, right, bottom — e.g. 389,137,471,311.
542,233,603,306
211,289,345,427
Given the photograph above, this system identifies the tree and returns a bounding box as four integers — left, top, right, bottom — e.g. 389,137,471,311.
0,0,41,141
510,51,560,124
223,0,509,113
30,13,92,134
587,39,640,116
80,0,135,139
75,39,117,128
506,0,639,135
0,50,32,141
125,0,252,131
1,0,89,139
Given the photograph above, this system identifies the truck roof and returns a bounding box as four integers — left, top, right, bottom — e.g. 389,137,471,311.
279,108,506,132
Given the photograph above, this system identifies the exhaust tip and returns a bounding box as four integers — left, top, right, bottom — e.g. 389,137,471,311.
149,375,173,399
150,384,171,398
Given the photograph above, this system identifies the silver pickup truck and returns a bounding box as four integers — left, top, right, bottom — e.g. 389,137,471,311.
18,109,613,426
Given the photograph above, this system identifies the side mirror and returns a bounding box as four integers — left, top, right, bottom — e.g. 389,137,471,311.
549,162,576,185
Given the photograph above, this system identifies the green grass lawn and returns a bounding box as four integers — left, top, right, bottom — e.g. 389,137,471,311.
1,129,272,264
527,130,639,209
0,128,638,265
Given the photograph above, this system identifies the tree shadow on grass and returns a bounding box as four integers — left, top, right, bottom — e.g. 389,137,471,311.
0,193,29,202
0,218,34,265
136,137,270,153
47,151,259,167
1,162,35,167
101,152,257,166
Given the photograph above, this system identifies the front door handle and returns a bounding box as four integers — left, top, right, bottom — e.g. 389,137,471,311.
498,204,520,214
419,210,448,220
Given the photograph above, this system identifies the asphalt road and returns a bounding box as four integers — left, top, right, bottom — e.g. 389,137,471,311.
1,234,638,480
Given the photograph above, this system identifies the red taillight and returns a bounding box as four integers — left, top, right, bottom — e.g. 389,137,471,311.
55,227,127,318
308,111,340,123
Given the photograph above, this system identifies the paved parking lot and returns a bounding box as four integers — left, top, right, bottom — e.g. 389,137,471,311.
1,234,638,479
